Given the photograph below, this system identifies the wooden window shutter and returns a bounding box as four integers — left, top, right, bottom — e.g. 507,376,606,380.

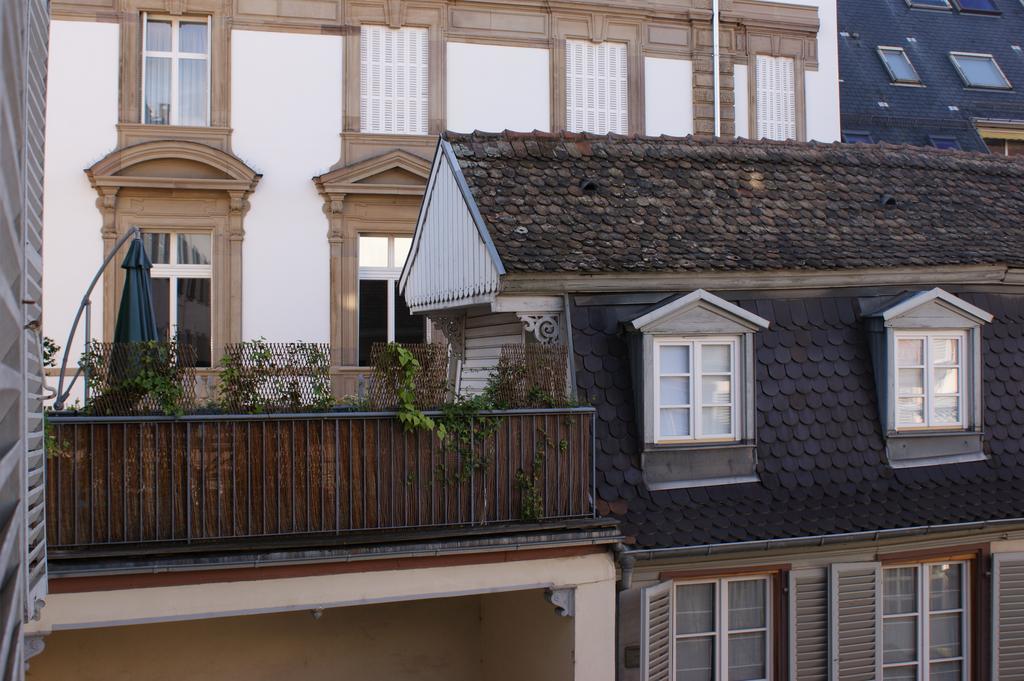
565,40,628,135
360,25,428,135
790,569,829,681
755,55,796,141
994,552,1024,679
828,562,881,681
641,581,672,681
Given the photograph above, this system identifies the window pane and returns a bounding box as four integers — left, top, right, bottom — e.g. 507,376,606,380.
932,338,959,365
143,232,172,264
178,58,209,126
675,583,715,634
930,661,962,681
883,617,918,664
145,19,172,52
660,345,690,374
177,278,211,368
359,236,390,268
177,234,211,265
897,398,925,426
701,344,731,372
701,407,732,436
393,237,412,267
661,377,690,406
883,667,918,681
898,369,924,395
929,612,962,660
728,580,765,630
933,367,959,395
393,282,425,345
701,376,732,405
179,21,208,54
661,408,690,437
955,55,1010,88
675,637,714,681
152,277,170,341
144,56,172,125
884,568,918,615
882,50,918,82
933,397,960,425
897,338,923,365
930,564,962,611
727,632,765,681
957,0,998,11
358,280,388,366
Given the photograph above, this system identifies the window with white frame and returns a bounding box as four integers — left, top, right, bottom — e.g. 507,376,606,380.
565,39,629,135
655,338,738,443
142,231,213,367
142,14,210,126
755,55,796,141
360,25,429,135
674,577,771,681
894,332,965,429
949,53,1012,90
358,235,425,366
878,47,922,85
882,562,968,681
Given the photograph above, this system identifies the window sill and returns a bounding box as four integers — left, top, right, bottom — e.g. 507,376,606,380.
884,429,985,468
642,441,757,490
117,123,231,151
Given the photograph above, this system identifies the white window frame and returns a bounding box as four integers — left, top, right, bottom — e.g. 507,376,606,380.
894,330,967,431
882,561,970,681
144,230,213,354
904,0,951,9
672,576,773,681
359,25,429,135
358,235,427,363
653,336,739,444
949,52,1012,90
141,13,212,126
878,46,922,85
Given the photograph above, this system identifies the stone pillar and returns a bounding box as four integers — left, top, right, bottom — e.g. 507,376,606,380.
692,22,737,138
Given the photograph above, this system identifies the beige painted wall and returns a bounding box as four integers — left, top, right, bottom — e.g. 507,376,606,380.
29,590,576,681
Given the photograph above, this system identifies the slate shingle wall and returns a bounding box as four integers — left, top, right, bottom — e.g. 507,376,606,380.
574,291,1024,549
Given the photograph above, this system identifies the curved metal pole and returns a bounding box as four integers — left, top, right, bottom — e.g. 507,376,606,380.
53,226,142,410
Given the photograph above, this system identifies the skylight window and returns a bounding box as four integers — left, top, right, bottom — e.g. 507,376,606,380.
843,130,875,144
950,53,1012,89
929,135,962,150
953,0,1000,12
905,0,951,9
878,47,922,84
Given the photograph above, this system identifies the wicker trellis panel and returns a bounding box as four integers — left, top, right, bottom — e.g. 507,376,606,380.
490,344,569,408
84,342,197,416
367,343,450,410
220,342,331,413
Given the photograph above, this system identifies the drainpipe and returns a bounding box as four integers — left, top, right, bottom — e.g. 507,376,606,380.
713,0,721,137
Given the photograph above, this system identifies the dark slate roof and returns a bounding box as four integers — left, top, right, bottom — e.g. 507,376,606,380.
838,0,1024,151
574,291,1024,549
443,132,1024,275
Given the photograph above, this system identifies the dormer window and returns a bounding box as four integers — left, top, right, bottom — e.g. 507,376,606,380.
864,288,993,467
630,290,769,489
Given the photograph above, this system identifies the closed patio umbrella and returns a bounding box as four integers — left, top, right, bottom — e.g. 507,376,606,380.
113,236,159,344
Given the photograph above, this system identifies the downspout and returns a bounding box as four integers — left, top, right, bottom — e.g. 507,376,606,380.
713,0,721,137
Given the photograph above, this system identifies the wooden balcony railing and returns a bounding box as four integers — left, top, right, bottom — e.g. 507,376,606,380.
46,408,595,550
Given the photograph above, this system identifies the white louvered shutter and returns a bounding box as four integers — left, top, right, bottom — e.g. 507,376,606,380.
360,25,428,135
641,581,672,681
755,55,796,141
565,40,628,135
791,569,829,681
994,552,1024,679
829,562,881,681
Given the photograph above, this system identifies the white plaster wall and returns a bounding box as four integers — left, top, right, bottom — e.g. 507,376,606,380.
644,57,693,137
232,30,341,343
734,63,750,139
446,42,550,133
43,21,119,391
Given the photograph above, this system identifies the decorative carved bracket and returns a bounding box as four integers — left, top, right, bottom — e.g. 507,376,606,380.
545,587,576,617
518,313,562,345
25,633,46,671
429,312,466,360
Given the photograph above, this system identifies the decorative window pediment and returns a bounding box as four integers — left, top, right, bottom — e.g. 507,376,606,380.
630,289,770,336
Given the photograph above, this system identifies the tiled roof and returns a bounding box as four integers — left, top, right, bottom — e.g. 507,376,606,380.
444,132,1024,275
573,291,1024,549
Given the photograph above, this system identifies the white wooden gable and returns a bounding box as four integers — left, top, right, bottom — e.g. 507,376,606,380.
400,141,505,312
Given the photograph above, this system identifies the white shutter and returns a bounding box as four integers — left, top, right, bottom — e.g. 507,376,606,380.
565,39,628,135
641,581,672,681
360,25,428,135
791,569,829,681
755,55,796,141
828,562,881,681
994,552,1024,680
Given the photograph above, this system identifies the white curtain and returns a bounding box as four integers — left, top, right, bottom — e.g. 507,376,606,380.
178,59,208,126
144,57,171,124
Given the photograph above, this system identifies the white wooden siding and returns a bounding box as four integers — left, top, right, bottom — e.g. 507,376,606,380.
402,150,502,311
566,39,628,135
458,310,523,394
360,25,428,135
755,55,796,141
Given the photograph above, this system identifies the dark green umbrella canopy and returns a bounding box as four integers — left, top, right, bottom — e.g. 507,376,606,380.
113,237,159,343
